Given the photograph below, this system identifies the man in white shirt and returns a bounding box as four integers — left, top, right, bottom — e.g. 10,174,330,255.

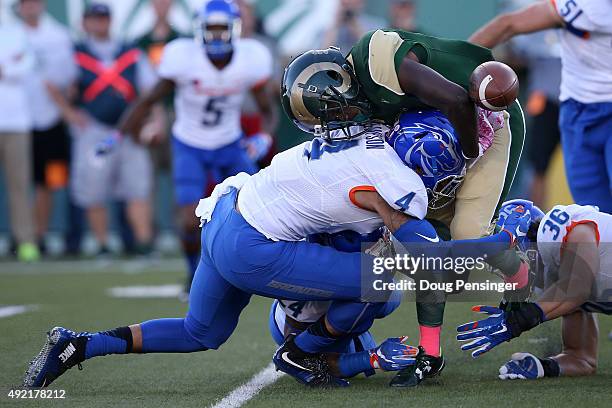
0,9,39,262
18,0,77,247
49,3,158,256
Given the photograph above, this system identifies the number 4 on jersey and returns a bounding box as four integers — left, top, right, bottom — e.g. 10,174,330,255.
395,192,415,211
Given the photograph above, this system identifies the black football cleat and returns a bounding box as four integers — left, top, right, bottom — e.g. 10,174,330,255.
389,347,445,387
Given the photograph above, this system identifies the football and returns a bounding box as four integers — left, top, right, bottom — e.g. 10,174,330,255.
469,61,519,111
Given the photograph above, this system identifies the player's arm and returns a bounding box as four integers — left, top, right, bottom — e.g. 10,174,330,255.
397,57,479,158
536,223,600,320
456,223,599,358
251,80,278,134
118,78,175,137
353,190,519,256
469,1,563,49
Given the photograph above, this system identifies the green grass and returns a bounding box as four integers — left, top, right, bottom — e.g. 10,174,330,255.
0,264,610,407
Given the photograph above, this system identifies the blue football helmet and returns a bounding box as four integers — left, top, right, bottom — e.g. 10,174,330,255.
497,199,544,251
387,110,467,210
194,0,241,61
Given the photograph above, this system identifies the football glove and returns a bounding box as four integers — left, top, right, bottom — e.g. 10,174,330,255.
369,337,419,371
498,352,544,380
456,303,545,358
498,206,532,248
244,132,273,161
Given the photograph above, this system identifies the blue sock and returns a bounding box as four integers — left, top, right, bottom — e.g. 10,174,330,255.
186,252,200,284
337,351,372,377
181,231,201,289
84,327,131,359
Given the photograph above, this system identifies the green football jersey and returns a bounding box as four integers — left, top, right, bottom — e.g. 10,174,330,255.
347,29,495,123
347,29,525,217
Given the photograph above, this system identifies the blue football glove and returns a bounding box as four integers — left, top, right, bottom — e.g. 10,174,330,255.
457,304,546,358
95,132,122,156
498,352,545,380
369,336,419,371
498,206,532,248
244,132,273,161
456,306,513,358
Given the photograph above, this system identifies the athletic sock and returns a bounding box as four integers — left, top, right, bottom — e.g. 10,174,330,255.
540,357,561,377
294,319,338,353
186,252,200,285
84,326,133,359
181,232,201,290
504,261,529,289
419,325,441,357
337,350,372,377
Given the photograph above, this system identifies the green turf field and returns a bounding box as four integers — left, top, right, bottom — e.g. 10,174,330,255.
1,262,610,407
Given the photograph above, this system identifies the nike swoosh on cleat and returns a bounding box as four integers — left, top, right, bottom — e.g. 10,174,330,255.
281,352,311,372
415,233,440,243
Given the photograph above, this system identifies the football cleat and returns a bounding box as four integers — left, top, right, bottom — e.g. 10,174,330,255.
389,347,445,387
273,334,349,387
23,327,88,388
498,352,544,380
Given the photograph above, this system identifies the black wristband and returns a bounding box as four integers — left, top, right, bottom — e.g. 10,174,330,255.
506,302,545,338
540,357,561,377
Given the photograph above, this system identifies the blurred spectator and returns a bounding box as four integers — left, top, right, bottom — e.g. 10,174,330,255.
0,13,39,261
389,0,426,34
322,0,387,55
517,32,561,209
18,0,77,250
47,3,156,257
136,0,183,68
135,0,179,244
238,0,277,165
503,0,562,209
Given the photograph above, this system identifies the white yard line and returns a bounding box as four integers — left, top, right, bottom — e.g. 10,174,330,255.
107,284,183,298
210,363,284,408
0,305,34,319
0,258,184,276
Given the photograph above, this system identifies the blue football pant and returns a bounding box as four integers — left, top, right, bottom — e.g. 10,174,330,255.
140,189,388,351
560,99,612,213
268,292,401,353
172,137,257,206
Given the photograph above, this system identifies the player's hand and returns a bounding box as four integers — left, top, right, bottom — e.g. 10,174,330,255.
498,352,544,380
95,132,122,156
498,206,531,248
456,306,514,358
244,133,273,161
369,336,419,371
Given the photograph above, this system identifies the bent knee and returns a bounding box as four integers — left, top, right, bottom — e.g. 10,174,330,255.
184,314,229,350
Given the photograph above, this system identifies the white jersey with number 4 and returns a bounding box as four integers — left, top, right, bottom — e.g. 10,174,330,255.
158,38,272,150
552,0,612,103
537,204,612,304
238,124,429,241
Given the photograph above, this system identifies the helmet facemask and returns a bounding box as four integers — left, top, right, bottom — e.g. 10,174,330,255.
315,82,372,140
282,48,372,140
194,5,241,61
427,168,466,210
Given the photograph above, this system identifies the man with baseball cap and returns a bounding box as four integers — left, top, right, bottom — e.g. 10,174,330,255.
48,2,158,257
